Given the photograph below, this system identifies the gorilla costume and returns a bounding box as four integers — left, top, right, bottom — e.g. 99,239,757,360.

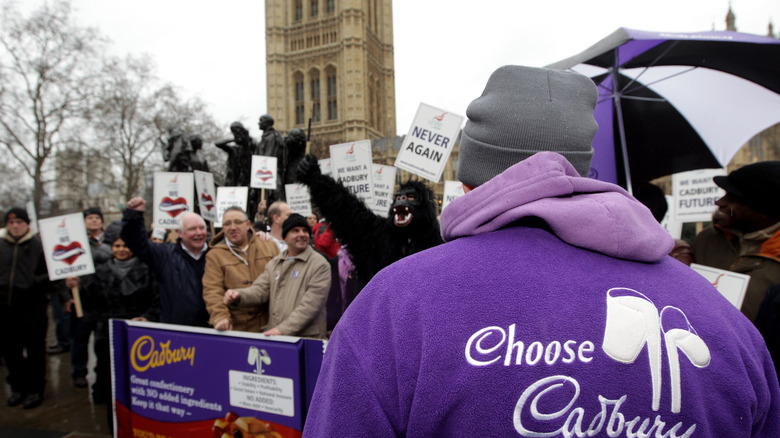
296,154,443,290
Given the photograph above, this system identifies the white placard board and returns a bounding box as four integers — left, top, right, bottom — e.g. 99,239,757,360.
318,158,332,177
662,195,683,239
39,213,95,281
215,186,249,228
442,180,466,212
672,169,726,223
690,263,750,310
330,140,374,206
153,172,194,230
394,103,464,183
285,183,313,217
369,164,397,218
193,170,218,223
250,155,278,189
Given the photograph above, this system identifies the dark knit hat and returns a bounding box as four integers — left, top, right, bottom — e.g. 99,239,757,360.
282,213,311,239
713,161,780,219
5,207,30,224
457,65,598,187
83,206,103,221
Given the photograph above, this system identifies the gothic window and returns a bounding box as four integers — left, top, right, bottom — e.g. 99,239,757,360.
295,74,305,125
326,0,335,13
327,68,338,121
311,70,321,123
311,0,318,17
295,0,303,21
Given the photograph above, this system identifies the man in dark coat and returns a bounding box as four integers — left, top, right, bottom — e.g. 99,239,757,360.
120,197,210,327
0,207,52,409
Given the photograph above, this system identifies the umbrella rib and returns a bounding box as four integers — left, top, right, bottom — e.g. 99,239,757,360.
619,41,681,94
623,66,699,96
620,95,667,102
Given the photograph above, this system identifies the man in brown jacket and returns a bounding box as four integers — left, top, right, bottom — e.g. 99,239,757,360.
223,214,330,338
203,206,279,331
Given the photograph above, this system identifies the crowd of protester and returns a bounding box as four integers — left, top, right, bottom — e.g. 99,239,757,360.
1,66,780,436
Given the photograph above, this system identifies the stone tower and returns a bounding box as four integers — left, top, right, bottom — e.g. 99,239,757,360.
726,2,737,31
265,0,397,157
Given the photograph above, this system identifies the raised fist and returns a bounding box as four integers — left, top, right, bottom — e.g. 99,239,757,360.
296,153,321,185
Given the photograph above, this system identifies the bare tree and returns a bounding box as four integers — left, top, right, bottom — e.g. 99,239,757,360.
0,0,104,214
151,85,225,182
92,54,163,200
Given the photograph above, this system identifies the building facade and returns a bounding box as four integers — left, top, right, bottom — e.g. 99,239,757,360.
265,0,397,158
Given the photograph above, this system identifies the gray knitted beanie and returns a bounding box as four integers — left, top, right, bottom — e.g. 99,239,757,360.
457,65,598,187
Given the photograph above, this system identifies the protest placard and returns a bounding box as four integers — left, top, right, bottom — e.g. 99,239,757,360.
153,172,194,230
39,213,95,281
690,263,750,309
250,156,278,189
111,320,325,438
442,180,466,212
318,158,332,176
394,103,464,183
39,213,95,317
661,195,683,239
194,170,218,223
330,140,374,206
369,164,396,218
672,169,726,223
285,183,313,217
215,187,249,228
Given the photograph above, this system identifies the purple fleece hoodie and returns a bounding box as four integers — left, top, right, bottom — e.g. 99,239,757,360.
304,152,780,437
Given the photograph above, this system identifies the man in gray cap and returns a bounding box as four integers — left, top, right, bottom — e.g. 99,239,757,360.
302,66,780,436
692,161,780,322
224,213,330,338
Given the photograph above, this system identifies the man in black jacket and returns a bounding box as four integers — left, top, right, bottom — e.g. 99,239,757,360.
120,197,210,327
0,207,52,409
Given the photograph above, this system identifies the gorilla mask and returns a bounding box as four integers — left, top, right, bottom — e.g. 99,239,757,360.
392,186,419,227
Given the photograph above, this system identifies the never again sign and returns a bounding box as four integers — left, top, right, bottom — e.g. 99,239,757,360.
395,103,463,183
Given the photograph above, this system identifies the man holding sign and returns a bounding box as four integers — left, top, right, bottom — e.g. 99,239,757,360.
0,207,51,409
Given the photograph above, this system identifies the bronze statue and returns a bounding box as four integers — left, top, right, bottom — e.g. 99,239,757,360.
161,126,193,172
188,134,210,172
279,128,307,199
257,115,285,202
215,122,257,187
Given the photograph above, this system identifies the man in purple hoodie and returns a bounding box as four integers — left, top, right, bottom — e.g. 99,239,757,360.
303,66,780,437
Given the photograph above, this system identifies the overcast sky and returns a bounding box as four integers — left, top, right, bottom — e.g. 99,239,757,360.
61,0,780,139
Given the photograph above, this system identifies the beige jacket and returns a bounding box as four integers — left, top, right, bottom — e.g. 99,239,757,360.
203,229,279,331
234,245,330,338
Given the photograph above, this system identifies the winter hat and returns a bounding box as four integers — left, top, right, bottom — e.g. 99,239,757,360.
282,213,312,239
457,65,598,187
5,207,30,224
713,161,780,219
83,206,104,221
104,220,123,244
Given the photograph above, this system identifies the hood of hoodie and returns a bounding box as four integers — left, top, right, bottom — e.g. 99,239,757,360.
440,152,674,263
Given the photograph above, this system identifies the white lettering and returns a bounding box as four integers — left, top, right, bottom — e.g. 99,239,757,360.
466,325,593,368
513,376,697,438
465,326,505,366
526,342,543,365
